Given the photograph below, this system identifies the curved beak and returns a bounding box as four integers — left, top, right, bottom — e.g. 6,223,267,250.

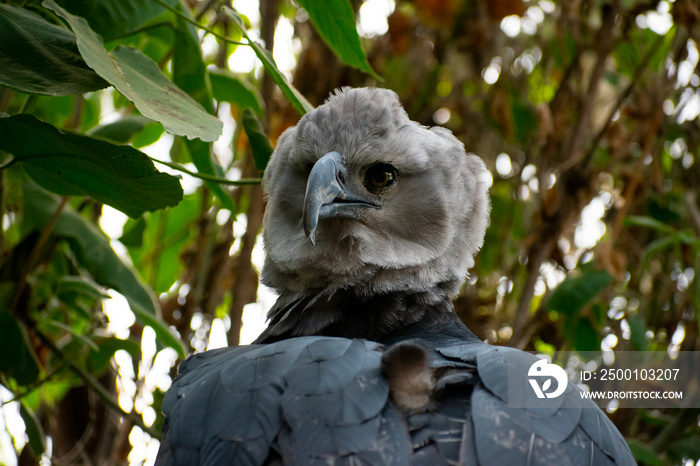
303,151,378,244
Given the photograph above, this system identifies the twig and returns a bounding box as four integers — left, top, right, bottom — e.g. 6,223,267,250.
149,156,261,185
511,233,557,348
1,363,66,405
151,0,245,46
558,32,665,173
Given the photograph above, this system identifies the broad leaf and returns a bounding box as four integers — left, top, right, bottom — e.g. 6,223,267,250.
22,181,187,358
224,7,314,116
546,269,612,316
54,0,179,42
624,215,677,235
0,4,107,96
56,276,111,302
628,314,648,351
627,440,665,466
172,16,235,211
295,0,380,79
19,403,46,457
124,195,200,294
0,114,183,218
120,216,147,247
45,0,223,142
209,68,264,114
574,318,600,353
242,108,274,172
89,115,156,144
0,308,40,385
173,16,213,113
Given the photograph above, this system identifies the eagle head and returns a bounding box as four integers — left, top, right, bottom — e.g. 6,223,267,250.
261,87,490,298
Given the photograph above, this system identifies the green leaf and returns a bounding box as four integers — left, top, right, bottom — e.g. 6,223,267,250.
125,195,200,294
574,318,600,353
0,307,40,386
56,275,111,302
242,108,274,172
119,216,147,247
45,0,223,142
624,215,677,235
224,7,314,116
131,122,166,148
46,320,100,350
54,0,179,42
510,91,537,143
641,236,676,264
295,0,380,79
22,181,187,358
546,269,612,316
169,16,235,211
19,403,46,457
208,68,264,114
0,114,183,218
628,314,648,351
627,440,665,466
0,283,40,388
173,16,213,113
89,116,155,143
668,436,700,462
89,336,141,374
0,4,107,96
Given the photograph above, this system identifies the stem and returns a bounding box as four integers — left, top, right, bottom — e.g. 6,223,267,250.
0,153,261,186
108,20,175,41
152,0,245,46
36,330,161,440
1,363,66,406
149,210,168,289
149,156,261,185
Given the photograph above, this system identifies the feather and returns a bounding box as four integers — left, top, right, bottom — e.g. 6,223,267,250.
155,88,636,466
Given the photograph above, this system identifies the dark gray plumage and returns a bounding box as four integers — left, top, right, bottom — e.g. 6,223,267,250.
155,88,636,466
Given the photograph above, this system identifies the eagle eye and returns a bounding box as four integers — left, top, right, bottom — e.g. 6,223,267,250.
364,163,397,193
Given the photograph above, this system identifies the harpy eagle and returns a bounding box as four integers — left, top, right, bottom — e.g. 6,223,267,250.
155,88,636,465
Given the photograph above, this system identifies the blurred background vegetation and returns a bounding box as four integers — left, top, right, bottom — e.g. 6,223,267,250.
0,0,699,464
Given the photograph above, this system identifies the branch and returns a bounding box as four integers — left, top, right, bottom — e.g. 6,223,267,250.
558,33,665,173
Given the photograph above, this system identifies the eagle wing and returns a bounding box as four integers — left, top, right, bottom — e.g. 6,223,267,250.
156,336,635,466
